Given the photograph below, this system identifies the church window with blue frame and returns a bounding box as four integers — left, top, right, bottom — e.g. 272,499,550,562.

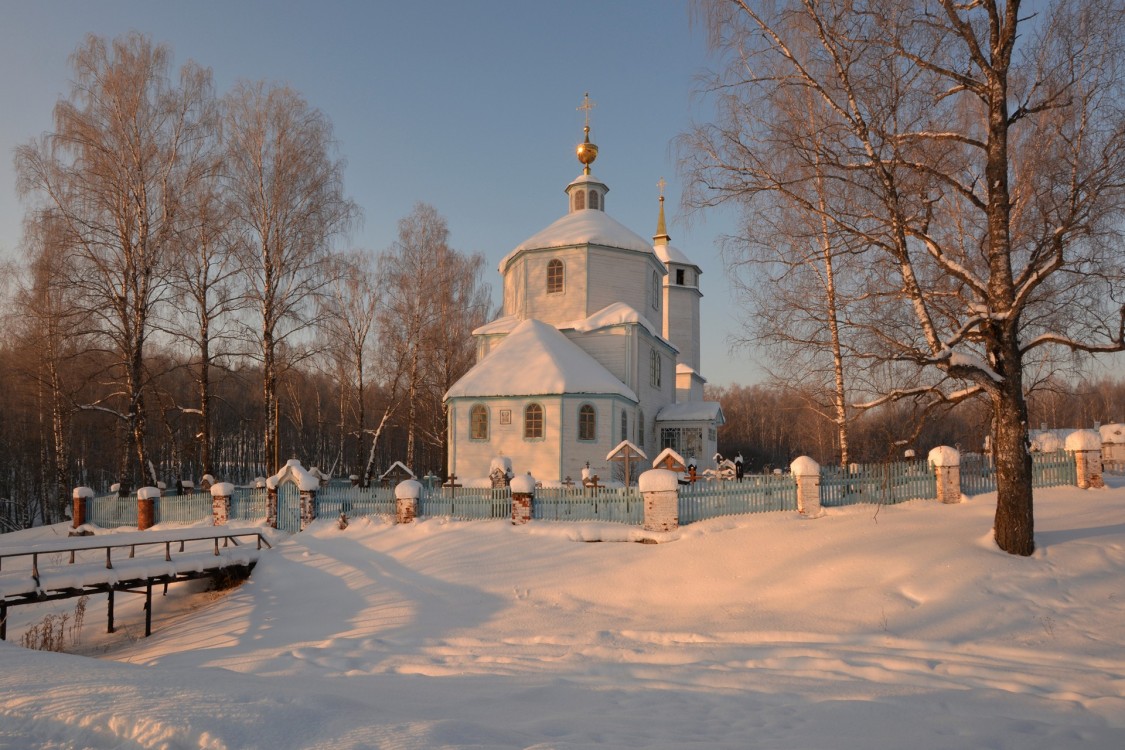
547,259,564,294
470,404,488,441
524,403,544,439
578,404,596,441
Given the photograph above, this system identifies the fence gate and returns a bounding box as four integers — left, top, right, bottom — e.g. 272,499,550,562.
277,481,302,533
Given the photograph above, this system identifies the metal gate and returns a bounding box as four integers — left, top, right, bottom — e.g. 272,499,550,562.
277,481,302,533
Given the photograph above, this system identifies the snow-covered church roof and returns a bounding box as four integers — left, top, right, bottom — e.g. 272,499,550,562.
656,401,725,424
499,209,655,273
446,318,638,401
654,241,696,268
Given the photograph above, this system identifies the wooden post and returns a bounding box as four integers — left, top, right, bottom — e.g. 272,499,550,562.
145,581,153,637
107,589,115,633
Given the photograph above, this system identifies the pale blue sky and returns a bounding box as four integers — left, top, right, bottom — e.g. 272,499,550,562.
0,0,760,385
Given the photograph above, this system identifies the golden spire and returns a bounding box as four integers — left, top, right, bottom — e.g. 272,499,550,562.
576,92,598,174
655,177,670,243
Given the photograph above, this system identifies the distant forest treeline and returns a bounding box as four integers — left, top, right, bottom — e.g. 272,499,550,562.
710,375,1125,473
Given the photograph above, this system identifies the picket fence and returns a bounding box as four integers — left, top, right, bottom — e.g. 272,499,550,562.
820,460,937,507
82,449,1082,531
960,450,1077,496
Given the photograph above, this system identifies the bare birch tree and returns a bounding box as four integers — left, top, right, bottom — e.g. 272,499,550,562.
685,0,1125,555
16,33,216,487
165,141,241,477
223,81,357,475
321,251,381,476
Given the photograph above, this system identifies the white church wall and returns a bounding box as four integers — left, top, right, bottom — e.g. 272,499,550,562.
502,261,526,318
665,284,701,372
448,396,565,481
519,248,588,326
587,248,661,318
567,328,629,384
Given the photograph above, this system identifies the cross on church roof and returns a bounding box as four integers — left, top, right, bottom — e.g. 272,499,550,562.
657,177,666,199
577,92,596,128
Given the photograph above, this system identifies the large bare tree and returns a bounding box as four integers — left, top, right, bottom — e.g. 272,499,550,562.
685,0,1125,555
16,33,216,486
223,81,357,475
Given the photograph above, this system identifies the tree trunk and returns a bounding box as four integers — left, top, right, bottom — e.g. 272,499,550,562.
991,336,1035,555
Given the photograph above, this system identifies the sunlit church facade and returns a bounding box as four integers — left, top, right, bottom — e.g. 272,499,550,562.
445,107,723,483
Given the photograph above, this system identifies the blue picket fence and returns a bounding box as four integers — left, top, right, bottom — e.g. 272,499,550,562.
419,487,511,520
76,448,1086,531
534,487,643,524
820,460,937,507
960,450,1077,496
678,475,798,523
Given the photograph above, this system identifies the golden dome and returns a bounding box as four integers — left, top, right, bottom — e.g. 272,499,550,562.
576,125,598,174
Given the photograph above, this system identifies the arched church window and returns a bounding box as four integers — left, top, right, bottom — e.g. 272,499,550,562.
620,410,628,442
578,404,596,441
547,259,564,294
589,190,599,210
650,349,662,388
574,190,585,211
524,403,544,439
638,411,645,447
470,404,489,441
652,271,661,310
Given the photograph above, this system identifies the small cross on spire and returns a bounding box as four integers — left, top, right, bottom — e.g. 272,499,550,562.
657,177,667,201
578,92,596,129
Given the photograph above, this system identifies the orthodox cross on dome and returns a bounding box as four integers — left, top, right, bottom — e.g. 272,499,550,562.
575,92,599,174
577,91,596,128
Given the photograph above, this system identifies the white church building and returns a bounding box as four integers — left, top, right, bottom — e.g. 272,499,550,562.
444,116,724,484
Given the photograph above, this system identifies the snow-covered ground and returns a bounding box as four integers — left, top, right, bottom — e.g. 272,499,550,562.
2,480,1124,749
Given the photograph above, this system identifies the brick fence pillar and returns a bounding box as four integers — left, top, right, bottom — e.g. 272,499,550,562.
928,446,962,504
790,457,823,518
395,479,421,524
137,486,160,530
211,482,234,526
510,473,536,525
72,486,94,528
266,482,279,529
1065,430,1104,489
299,488,318,531
639,469,680,532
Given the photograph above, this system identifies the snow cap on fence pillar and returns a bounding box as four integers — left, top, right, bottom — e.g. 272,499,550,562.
510,473,536,495
789,456,820,476
395,479,422,499
72,486,95,500
928,446,960,467
137,486,161,500
639,468,680,493
1064,430,1102,452
210,482,235,497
